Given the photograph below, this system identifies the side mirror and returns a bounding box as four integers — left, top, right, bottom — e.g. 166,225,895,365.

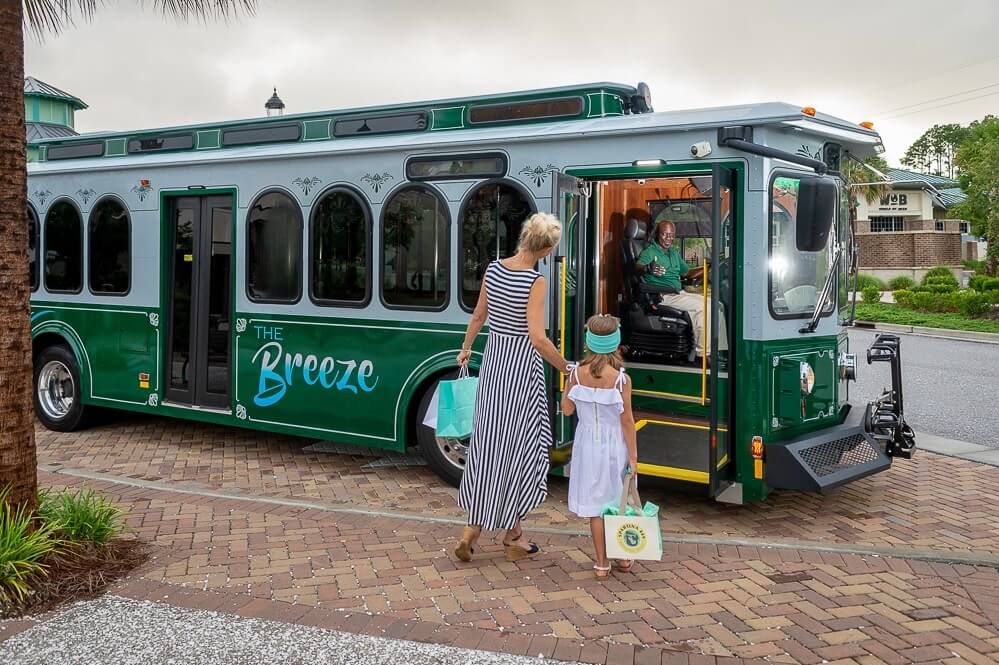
795,176,837,252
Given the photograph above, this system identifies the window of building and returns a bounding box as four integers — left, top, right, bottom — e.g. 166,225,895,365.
469,97,584,124
44,200,83,292
28,206,39,291
311,189,370,305
88,198,130,294
459,182,534,309
960,221,970,234
935,220,945,231
407,154,507,181
870,216,904,232
381,186,448,309
246,191,302,302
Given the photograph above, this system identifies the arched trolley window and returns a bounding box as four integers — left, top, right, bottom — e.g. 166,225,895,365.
310,188,371,306
246,190,303,303
44,200,83,293
380,186,449,310
89,197,131,295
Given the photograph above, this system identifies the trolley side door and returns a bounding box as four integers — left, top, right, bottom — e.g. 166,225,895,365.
709,164,737,496
550,173,584,447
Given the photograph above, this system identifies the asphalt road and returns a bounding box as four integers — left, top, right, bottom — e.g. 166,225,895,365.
848,328,999,449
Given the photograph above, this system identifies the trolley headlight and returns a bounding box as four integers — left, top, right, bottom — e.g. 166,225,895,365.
799,362,816,395
839,352,857,381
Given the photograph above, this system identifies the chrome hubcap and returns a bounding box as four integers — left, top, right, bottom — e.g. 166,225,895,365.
435,435,469,470
38,360,75,419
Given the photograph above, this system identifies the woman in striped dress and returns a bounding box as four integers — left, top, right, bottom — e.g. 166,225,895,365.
454,212,571,562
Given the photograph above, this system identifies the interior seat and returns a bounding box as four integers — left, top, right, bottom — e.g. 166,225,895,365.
619,219,695,362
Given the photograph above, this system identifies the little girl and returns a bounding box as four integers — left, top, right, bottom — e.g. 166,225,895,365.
562,314,639,579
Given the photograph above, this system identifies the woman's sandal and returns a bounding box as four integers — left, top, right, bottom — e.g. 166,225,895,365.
615,559,635,573
454,526,481,562
594,564,612,579
502,528,541,561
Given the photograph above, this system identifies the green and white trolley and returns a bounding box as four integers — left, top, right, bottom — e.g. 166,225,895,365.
26,81,915,504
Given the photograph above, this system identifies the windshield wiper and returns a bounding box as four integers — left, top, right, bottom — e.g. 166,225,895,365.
799,246,843,334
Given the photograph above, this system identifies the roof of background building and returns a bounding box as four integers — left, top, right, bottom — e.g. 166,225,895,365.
885,166,959,188
26,122,80,142
936,186,967,208
23,76,88,110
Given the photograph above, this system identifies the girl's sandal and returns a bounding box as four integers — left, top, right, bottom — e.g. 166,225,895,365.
615,559,635,573
455,526,481,562
594,564,612,579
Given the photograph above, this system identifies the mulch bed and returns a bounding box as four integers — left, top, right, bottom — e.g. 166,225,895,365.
1,538,149,620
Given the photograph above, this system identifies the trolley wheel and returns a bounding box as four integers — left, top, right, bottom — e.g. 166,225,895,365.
415,373,467,487
34,345,88,432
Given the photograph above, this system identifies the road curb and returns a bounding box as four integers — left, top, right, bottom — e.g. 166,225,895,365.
853,320,999,344
39,464,999,569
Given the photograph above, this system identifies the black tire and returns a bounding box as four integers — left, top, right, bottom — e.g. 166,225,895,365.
415,371,467,487
33,345,88,432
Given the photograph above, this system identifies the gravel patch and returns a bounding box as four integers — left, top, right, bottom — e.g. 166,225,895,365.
0,595,570,665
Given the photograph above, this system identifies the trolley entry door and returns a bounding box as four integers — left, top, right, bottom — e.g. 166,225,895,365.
709,165,737,496
550,173,585,447
165,195,233,409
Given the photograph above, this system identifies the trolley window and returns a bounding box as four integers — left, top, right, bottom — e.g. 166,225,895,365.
769,174,836,319
246,191,303,303
127,133,194,153
44,200,83,293
311,189,370,305
381,186,449,310
469,97,583,124
47,141,104,160
459,181,534,310
333,112,427,137
89,198,131,295
407,154,507,181
28,206,39,291
222,123,301,147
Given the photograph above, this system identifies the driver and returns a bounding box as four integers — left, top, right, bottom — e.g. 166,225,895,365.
636,219,726,360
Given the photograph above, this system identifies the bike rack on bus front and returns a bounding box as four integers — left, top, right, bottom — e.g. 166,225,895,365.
865,333,916,459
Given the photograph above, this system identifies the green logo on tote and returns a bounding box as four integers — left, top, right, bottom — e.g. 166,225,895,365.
250,326,378,407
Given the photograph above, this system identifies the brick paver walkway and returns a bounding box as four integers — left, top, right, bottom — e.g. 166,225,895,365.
6,415,997,664
37,415,999,557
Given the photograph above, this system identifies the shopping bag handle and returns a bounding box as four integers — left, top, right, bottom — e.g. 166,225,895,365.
618,471,643,516
458,364,470,380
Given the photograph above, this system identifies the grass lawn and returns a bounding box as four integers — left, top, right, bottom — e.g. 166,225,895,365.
854,303,999,335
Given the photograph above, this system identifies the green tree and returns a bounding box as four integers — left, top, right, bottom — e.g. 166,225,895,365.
0,1,255,513
955,117,999,275
843,154,891,234
901,123,970,178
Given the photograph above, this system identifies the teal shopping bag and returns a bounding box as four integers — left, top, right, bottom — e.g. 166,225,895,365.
436,365,478,439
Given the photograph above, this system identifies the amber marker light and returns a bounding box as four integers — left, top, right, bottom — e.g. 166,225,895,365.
859,121,875,129
801,106,817,116
751,436,765,459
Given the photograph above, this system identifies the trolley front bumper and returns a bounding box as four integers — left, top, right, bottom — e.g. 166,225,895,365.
764,404,891,493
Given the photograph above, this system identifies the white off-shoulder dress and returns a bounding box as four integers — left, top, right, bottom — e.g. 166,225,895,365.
567,368,630,518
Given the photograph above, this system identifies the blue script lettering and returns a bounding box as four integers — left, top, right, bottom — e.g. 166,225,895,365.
250,341,377,407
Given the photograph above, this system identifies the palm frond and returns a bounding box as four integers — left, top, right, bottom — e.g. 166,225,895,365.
23,0,256,39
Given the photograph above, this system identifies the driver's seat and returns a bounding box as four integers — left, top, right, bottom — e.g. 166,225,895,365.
619,219,695,361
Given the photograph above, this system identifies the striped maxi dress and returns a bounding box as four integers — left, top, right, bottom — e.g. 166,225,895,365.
458,260,551,530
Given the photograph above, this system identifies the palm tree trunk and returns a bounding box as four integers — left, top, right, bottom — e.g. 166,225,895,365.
0,1,38,512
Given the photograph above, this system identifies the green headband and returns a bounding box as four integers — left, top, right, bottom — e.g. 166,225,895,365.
585,328,621,354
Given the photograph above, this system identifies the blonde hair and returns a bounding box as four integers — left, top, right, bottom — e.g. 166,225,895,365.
579,314,623,379
517,212,562,254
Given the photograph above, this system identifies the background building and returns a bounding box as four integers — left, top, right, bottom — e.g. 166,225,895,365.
854,167,973,281
24,77,86,162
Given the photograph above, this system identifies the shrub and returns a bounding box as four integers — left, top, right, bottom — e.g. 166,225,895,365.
861,286,881,304
855,274,885,290
958,292,992,318
888,276,916,291
0,486,62,607
893,289,913,308
983,277,999,292
970,275,988,292
37,488,123,547
963,259,987,272
924,275,958,292
921,266,958,286
987,289,999,305
910,285,931,293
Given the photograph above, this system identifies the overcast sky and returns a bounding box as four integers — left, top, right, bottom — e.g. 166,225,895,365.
23,0,999,165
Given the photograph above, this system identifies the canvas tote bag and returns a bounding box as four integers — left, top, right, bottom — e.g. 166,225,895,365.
603,472,663,561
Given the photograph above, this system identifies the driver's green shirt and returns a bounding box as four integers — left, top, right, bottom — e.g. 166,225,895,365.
636,243,689,292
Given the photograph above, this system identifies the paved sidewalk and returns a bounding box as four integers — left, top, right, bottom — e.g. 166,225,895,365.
3,466,995,665
1,595,568,665
916,433,999,467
